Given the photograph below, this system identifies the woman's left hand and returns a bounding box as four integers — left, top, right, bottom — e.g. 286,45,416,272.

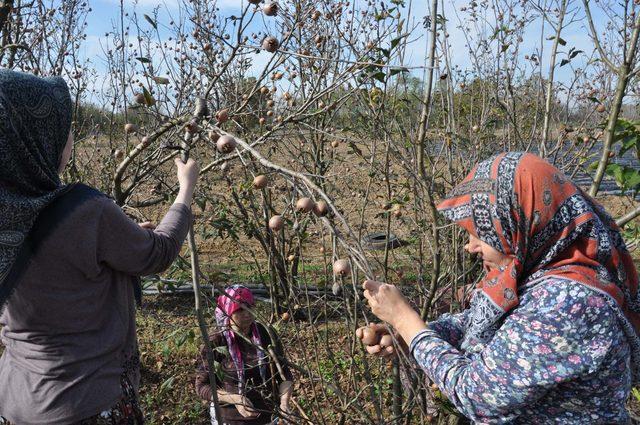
138,221,156,230
362,280,412,327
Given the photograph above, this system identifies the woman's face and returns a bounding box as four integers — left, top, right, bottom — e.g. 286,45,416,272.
230,305,254,333
465,233,513,272
58,131,73,174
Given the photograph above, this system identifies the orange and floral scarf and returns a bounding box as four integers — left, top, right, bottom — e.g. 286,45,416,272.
437,152,640,377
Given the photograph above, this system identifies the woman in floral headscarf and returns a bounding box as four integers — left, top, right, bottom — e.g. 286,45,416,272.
195,285,294,425
361,152,639,423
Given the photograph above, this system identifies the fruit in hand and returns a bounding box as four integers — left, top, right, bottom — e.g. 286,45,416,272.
361,326,379,345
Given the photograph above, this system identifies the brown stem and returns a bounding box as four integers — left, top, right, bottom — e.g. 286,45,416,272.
416,0,438,176
541,0,568,157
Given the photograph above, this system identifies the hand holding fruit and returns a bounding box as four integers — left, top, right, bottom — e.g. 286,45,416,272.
356,323,396,358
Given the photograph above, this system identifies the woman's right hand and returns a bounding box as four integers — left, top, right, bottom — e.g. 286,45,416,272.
175,157,199,192
356,323,397,359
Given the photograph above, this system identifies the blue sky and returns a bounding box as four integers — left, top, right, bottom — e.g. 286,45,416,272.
83,0,609,90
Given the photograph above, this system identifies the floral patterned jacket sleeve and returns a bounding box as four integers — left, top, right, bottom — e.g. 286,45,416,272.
410,279,628,423
426,310,469,349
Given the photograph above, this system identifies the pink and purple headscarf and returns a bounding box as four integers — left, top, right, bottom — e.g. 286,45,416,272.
215,285,267,394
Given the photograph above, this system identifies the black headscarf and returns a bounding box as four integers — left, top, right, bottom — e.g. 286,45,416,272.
0,69,73,309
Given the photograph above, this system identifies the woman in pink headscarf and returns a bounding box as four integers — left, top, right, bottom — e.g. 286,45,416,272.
195,285,294,425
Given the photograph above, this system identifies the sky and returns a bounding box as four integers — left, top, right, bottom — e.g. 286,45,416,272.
82,0,611,94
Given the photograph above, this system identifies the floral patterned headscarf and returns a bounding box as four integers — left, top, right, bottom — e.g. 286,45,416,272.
436,152,640,380
215,285,267,394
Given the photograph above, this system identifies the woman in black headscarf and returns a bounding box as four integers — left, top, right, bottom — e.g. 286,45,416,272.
0,70,198,424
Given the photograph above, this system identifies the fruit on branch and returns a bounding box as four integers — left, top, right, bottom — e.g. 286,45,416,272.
266,99,275,107
281,312,290,321
313,201,329,217
114,149,124,160
583,135,590,143
141,136,150,147
331,140,340,148
296,197,315,213
269,215,284,231
471,125,479,132
262,36,279,53
259,117,266,125
333,259,351,276
596,104,606,113
216,108,229,124
266,110,274,117
248,0,261,3
262,2,278,16
393,208,402,218
253,174,268,189
311,10,321,20
287,254,295,262
134,93,145,104
260,86,270,95
216,135,237,153
283,91,292,100
124,123,137,134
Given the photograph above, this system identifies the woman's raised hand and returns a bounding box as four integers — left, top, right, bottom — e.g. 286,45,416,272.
174,157,199,205
175,157,199,192
362,280,428,345
362,280,412,326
